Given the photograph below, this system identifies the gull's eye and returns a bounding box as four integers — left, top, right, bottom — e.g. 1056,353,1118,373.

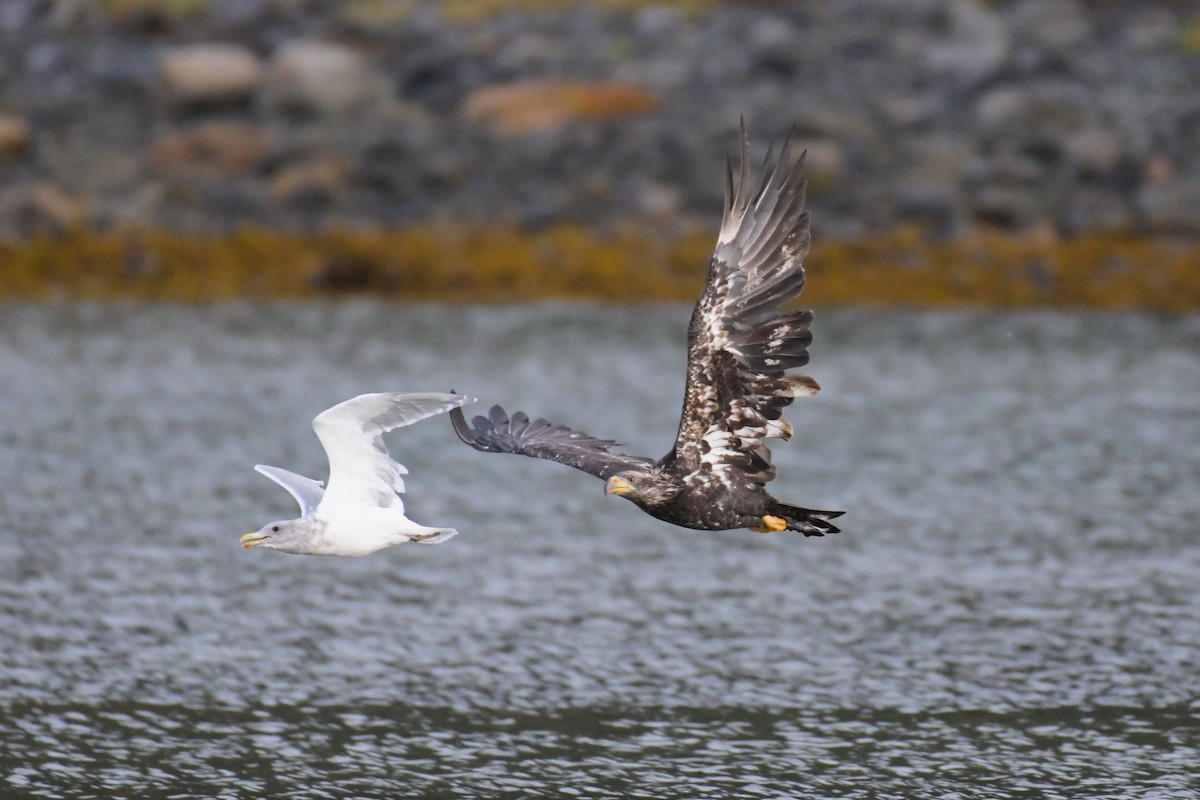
271,525,280,533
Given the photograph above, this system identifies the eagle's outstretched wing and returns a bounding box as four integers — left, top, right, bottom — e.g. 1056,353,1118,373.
451,404,654,480
666,121,819,486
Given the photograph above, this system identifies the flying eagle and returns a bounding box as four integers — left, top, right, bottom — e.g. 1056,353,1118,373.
452,124,843,535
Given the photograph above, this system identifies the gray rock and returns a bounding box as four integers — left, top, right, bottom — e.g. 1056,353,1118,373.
0,182,85,238
1006,0,1091,51
975,84,1093,143
748,15,801,75
1065,128,1124,176
631,179,682,222
896,137,974,235
1059,188,1136,235
894,182,964,236
1138,176,1200,234
923,0,1010,83
494,32,565,73
974,87,1028,132
970,185,1038,230
1123,10,1178,53
905,135,975,185
264,40,392,117
878,92,946,128
632,5,684,39
800,139,846,188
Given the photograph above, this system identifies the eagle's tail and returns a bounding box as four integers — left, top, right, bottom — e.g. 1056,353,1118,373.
771,503,844,537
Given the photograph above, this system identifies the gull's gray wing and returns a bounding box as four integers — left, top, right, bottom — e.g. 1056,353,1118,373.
451,404,654,480
314,392,474,514
254,464,325,517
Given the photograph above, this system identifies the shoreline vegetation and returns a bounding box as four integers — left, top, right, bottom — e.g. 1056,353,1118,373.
3,2,1198,310
3,226,1197,310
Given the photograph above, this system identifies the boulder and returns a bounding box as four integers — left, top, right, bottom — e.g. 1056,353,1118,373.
0,114,30,160
151,122,271,178
462,81,660,135
1138,175,1200,234
924,0,1010,83
1059,188,1135,234
1006,0,1091,50
159,44,262,105
264,40,391,116
971,185,1038,230
1065,128,1123,176
0,183,85,238
800,139,847,189
975,85,1091,142
268,155,349,204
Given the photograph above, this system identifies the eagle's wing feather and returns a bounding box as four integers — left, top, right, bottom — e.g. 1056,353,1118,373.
451,404,654,480
667,121,819,486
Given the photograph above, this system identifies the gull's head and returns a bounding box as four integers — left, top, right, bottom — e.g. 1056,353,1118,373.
240,519,316,554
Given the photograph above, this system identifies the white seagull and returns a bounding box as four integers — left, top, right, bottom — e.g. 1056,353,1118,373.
241,392,474,556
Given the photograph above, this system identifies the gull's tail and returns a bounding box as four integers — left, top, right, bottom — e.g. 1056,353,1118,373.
411,528,458,545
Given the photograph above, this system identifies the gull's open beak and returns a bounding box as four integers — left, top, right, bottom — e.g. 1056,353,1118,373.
240,532,267,548
605,476,633,496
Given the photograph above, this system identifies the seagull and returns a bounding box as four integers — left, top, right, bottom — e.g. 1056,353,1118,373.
241,392,474,556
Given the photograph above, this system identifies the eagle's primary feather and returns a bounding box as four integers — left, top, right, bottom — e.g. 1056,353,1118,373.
452,122,842,535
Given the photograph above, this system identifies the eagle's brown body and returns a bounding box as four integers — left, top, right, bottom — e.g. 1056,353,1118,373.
452,123,843,536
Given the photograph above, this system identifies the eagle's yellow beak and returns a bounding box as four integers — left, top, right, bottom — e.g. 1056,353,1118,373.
240,532,266,548
605,475,633,495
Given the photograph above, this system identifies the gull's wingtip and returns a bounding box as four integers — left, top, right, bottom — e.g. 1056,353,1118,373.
315,391,477,434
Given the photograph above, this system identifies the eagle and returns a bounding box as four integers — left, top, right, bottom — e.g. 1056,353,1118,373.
452,124,843,536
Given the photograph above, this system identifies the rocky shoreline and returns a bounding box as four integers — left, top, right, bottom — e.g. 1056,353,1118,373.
0,0,1197,255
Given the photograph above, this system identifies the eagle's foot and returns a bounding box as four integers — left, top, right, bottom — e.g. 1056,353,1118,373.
750,514,788,533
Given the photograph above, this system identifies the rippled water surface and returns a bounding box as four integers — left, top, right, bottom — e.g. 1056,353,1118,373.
2,302,1199,798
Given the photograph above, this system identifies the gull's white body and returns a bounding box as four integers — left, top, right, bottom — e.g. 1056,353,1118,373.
243,392,473,557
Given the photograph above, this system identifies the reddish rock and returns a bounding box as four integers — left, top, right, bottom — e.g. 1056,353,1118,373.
0,183,85,237
151,122,271,178
268,156,350,203
462,80,661,135
0,114,30,160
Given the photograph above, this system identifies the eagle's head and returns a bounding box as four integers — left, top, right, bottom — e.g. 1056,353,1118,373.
604,471,681,508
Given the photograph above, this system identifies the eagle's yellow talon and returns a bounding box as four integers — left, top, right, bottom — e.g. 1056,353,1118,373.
751,514,788,533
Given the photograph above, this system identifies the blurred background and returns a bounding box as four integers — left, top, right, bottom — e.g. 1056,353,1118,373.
4,4,1200,797
0,0,1198,305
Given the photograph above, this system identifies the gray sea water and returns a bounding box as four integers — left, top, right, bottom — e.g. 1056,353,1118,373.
1,301,1198,799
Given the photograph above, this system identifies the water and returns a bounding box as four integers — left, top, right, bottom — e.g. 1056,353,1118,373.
1,301,1198,798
